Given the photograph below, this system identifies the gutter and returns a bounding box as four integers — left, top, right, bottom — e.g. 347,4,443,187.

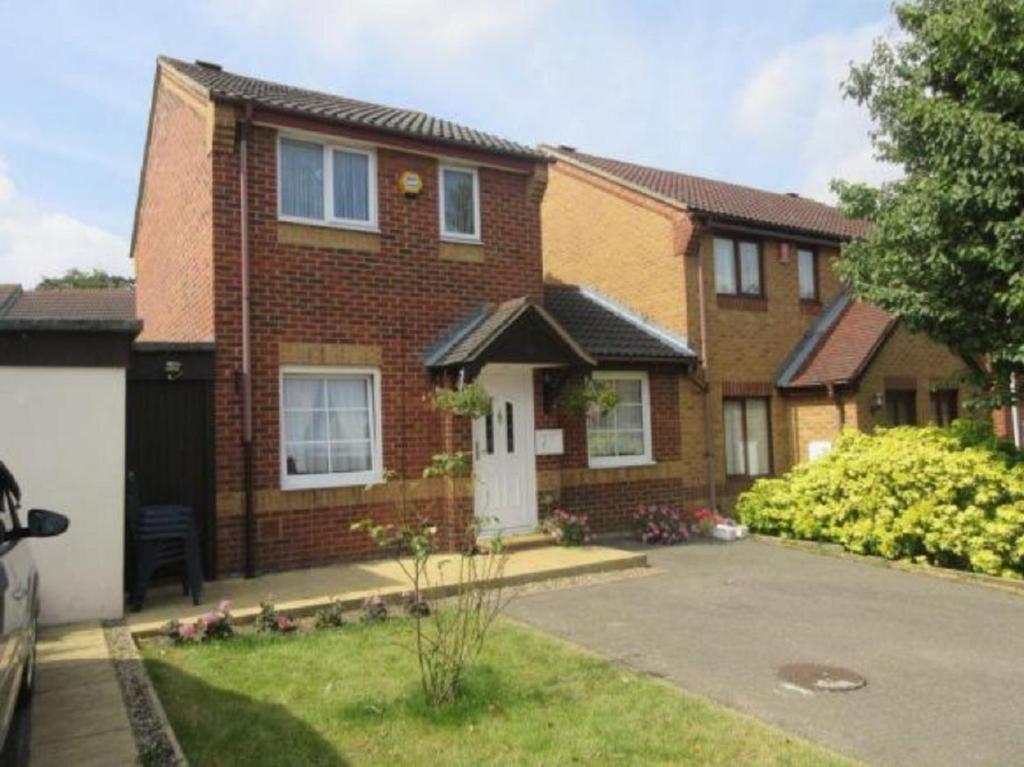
239,103,256,579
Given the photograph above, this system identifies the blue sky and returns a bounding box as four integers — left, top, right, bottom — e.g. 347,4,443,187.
0,0,897,286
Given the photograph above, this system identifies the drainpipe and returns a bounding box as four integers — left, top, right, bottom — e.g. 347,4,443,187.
1012,372,1022,450
696,234,718,511
239,103,256,578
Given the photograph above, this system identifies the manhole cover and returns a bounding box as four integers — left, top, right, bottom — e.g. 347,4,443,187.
777,663,866,693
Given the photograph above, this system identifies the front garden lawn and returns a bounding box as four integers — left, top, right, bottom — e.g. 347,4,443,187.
142,619,852,766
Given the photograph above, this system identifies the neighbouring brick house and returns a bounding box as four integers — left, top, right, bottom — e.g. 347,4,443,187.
540,146,972,507
132,58,695,575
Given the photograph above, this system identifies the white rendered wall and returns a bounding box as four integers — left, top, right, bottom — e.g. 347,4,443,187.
0,366,125,624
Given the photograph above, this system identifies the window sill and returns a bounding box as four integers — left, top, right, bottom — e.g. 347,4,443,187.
440,234,483,246
278,215,380,234
716,294,767,312
281,473,384,492
587,459,656,471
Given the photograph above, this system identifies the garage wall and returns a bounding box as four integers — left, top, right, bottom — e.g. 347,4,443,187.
0,367,125,624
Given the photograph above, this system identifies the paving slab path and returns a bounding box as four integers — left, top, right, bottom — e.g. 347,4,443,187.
30,623,137,767
506,538,1024,767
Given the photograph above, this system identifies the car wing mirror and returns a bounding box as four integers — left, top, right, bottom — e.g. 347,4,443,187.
26,509,69,538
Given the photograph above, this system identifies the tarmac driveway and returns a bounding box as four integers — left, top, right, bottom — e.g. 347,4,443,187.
506,538,1024,766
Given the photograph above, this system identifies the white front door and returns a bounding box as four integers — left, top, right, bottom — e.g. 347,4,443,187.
472,366,538,536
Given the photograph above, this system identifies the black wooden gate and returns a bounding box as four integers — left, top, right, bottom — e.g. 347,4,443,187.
126,343,216,579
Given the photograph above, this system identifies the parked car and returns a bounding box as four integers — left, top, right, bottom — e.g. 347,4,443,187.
0,462,68,766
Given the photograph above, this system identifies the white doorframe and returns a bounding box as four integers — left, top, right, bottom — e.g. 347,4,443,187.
472,365,538,536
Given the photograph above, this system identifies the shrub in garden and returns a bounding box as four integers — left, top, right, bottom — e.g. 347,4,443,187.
163,601,234,643
314,600,346,629
736,425,1024,578
687,507,725,535
351,515,511,707
255,602,297,633
632,505,691,545
541,508,593,546
402,591,430,617
361,594,389,623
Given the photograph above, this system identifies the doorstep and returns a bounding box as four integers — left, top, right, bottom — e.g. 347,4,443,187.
30,623,137,767
128,543,647,638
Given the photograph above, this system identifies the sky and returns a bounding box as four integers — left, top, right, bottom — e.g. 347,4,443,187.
0,0,900,287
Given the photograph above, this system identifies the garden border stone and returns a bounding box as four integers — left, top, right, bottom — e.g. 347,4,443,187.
753,533,1024,597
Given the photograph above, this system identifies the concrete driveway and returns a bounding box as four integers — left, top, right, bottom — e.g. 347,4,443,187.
506,538,1024,767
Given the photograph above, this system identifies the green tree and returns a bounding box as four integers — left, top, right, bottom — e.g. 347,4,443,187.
833,0,1024,407
37,268,134,290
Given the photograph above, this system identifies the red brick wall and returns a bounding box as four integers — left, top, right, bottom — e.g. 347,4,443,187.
211,118,547,573
134,74,215,342
535,367,686,531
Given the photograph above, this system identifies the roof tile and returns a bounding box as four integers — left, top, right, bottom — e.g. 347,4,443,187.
2,288,136,322
546,147,869,241
781,297,896,388
162,57,543,161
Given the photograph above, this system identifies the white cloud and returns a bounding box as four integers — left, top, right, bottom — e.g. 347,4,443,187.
207,0,550,67
733,21,901,202
0,158,129,288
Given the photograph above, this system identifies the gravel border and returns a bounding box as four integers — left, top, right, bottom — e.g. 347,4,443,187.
104,621,188,767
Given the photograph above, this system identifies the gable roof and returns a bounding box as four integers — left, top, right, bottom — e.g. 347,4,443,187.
543,146,869,242
777,292,897,389
424,296,594,370
543,285,694,363
0,285,140,333
161,57,543,162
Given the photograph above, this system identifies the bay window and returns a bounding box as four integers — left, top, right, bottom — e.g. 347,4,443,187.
439,165,480,241
587,371,653,468
724,397,772,477
714,237,762,296
278,135,377,229
280,367,383,490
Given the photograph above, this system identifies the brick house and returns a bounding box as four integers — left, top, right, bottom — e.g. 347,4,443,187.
132,59,695,576
540,146,971,507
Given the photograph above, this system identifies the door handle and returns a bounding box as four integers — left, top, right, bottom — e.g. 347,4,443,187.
474,440,480,460
11,587,27,601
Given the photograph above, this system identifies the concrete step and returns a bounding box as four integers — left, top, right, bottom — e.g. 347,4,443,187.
479,532,551,553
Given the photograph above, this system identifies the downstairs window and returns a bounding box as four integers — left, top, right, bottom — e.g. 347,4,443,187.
280,367,382,490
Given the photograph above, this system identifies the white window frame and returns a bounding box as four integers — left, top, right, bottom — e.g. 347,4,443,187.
279,365,384,491
587,370,654,469
438,163,482,243
277,132,379,232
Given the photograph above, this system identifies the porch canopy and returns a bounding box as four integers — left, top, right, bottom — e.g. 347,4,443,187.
424,286,695,378
424,296,595,377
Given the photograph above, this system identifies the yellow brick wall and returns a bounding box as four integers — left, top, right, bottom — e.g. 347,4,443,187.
541,162,690,338
690,233,844,480
854,324,970,430
789,396,842,463
540,161,974,506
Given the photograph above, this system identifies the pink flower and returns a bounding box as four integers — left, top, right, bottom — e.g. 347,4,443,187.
179,623,197,640
218,600,233,612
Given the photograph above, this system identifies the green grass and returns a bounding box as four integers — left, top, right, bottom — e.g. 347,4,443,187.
142,620,853,766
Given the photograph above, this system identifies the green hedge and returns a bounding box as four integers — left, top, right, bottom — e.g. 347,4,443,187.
736,422,1024,578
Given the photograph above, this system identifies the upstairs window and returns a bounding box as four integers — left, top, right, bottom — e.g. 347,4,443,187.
798,248,818,300
713,237,762,296
278,136,377,229
439,165,480,241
